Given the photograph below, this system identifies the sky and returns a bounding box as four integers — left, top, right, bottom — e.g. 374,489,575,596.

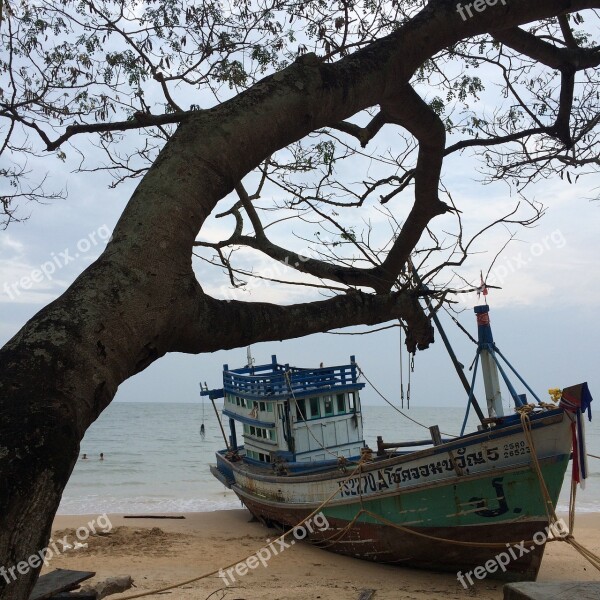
1,151,598,413
1,12,600,417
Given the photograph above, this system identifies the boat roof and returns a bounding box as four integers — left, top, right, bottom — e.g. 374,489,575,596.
202,354,365,401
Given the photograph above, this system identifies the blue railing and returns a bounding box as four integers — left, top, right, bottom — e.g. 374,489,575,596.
220,354,363,400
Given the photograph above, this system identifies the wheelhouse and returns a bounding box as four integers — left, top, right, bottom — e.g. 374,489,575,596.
202,355,366,467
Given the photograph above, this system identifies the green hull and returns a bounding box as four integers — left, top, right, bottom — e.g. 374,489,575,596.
236,454,571,581
324,454,570,529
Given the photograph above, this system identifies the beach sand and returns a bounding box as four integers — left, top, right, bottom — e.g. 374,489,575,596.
47,510,600,600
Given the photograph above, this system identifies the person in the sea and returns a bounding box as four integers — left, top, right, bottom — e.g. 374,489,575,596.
99,453,104,460
82,453,87,460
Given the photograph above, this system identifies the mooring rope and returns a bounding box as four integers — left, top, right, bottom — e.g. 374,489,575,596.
117,405,599,598
518,409,600,572
117,457,369,599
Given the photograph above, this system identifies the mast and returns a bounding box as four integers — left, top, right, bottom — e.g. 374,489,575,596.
474,305,504,418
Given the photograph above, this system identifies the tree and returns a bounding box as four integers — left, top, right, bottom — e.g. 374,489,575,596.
1,0,599,597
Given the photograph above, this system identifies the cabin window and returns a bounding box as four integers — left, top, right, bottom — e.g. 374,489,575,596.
269,429,276,441
295,399,306,421
310,397,320,418
266,403,273,412
348,392,356,411
250,426,256,435
236,397,241,406
323,396,334,416
259,401,266,411
336,393,346,413
241,398,247,408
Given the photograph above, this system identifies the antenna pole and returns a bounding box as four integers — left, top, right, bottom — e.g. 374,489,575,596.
246,345,256,374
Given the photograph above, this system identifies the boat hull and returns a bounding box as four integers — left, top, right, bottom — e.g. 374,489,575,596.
214,410,572,581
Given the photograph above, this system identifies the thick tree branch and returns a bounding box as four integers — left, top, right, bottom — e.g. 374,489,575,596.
555,67,576,146
2,4,600,598
328,111,388,147
445,127,551,155
193,86,449,294
366,86,449,290
492,27,600,70
180,287,434,354
558,14,578,49
42,113,190,151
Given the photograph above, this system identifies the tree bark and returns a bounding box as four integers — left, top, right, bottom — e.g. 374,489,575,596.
1,1,599,598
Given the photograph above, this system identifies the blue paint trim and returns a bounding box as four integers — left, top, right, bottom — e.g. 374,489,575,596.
214,410,565,483
461,350,480,436
224,357,364,399
201,387,224,400
435,409,563,456
474,304,494,345
226,395,278,404
222,383,365,402
244,436,278,447
223,409,275,428
494,346,543,405
489,350,524,407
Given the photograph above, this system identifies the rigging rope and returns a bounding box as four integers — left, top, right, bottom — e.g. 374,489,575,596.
356,365,456,438
442,305,478,345
118,405,599,599
399,323,404,409
117,457,371,599
335,409,600,553
407,353,415,410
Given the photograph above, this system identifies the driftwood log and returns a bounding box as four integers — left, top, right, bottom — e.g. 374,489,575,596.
79,576,134,599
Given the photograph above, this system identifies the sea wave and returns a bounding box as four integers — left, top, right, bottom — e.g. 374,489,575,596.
57,495,241,515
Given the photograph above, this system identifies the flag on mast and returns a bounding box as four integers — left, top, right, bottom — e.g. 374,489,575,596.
477,271,488,299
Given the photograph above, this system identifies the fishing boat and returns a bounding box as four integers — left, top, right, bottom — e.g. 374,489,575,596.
202,304,592,581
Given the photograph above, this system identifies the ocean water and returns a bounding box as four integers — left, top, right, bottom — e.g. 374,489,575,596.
58,402,600,515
